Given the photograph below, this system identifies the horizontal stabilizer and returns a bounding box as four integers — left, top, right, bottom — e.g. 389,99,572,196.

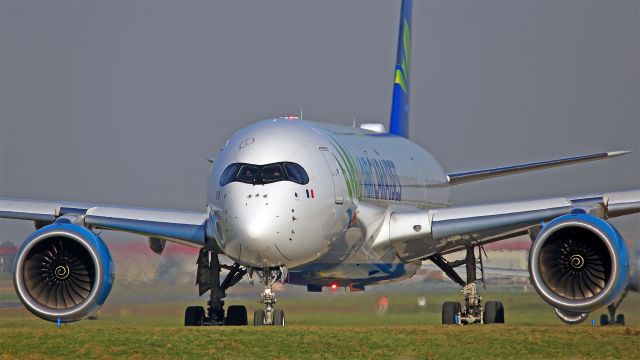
447,151,630,186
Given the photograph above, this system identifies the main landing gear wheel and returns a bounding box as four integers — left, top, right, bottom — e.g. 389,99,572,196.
185,306,205,326
442,301,461,325
226,305,248,326
599,314,609,326
483,301,505,324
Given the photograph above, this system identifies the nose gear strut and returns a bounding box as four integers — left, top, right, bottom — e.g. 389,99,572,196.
254,267,286,326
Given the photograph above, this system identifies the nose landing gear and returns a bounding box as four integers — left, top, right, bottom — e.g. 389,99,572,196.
184,249,248,326
254,267,286,326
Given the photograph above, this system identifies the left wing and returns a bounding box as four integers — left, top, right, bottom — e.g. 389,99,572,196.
374,189,640,262
0,198,209,248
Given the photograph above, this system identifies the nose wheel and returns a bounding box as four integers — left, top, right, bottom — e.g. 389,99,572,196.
254,267,286,326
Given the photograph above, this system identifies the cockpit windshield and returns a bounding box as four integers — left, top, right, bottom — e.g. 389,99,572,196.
220,162,309,186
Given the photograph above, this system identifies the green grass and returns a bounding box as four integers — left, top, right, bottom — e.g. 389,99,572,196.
1,291,639,359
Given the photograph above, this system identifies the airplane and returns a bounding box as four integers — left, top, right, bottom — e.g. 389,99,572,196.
1,0,639,326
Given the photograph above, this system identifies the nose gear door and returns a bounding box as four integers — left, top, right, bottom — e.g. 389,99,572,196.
320,147,344,204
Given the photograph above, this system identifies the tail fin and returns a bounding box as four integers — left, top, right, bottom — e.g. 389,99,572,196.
389,0,412,138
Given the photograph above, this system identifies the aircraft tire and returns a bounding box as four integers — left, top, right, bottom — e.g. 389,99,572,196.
483,301,501,324
442,301,460,325
185,306,205,326
226,305,248,326
254,309,265,326
616,314,625,326
273,309,285,326
495,301,505,323
600,314,609,326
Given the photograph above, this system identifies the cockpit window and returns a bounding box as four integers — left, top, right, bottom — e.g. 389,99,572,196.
220,163,241,186
261,164,286,183
236,164,260,184
220,162,309,186
283,162,309,184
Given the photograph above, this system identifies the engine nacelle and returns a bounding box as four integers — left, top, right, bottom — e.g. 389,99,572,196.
13,223,114,322
553,308,589,324
529,214,629,314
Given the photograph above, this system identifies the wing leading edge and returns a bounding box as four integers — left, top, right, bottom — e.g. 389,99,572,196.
447,151,630,185
373,189,640,262
0,198,209,248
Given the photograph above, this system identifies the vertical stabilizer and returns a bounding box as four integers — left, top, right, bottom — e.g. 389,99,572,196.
389,0,412,138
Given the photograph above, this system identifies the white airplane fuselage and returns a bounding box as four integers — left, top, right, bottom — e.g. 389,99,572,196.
207,118,449,287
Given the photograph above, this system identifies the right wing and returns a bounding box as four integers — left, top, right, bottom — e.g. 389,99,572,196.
373,189,640,262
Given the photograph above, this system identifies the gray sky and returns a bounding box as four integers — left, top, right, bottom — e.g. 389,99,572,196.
1,0,639,244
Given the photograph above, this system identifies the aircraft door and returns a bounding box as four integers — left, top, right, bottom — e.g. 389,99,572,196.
320,147,345,204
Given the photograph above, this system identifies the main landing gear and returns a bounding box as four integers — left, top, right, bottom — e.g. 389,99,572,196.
599,290,628,326
185,249,248,326
429,245,504,325
184,248,287,327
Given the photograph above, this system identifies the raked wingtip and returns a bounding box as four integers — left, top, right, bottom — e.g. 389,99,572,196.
607,150,631,157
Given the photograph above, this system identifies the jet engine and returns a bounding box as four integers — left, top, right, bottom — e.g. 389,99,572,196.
13,223,114,322
529,213,629,315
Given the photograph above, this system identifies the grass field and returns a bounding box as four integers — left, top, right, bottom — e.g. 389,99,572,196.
1,290,639,359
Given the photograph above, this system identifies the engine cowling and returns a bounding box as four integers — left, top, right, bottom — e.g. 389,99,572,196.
529,213,629,314
13,223,114,322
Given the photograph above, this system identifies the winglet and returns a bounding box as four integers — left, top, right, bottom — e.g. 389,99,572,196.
447,151,631,186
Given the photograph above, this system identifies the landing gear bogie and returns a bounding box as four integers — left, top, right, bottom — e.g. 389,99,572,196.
184,249,249,327
433,245,506,325
599,292,628,326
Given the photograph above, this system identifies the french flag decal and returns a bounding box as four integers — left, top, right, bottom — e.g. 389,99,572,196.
306,189,315,199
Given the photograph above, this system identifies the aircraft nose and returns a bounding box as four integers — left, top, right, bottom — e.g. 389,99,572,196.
237,209,275,252
220,185,330,268
224,189,291,266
